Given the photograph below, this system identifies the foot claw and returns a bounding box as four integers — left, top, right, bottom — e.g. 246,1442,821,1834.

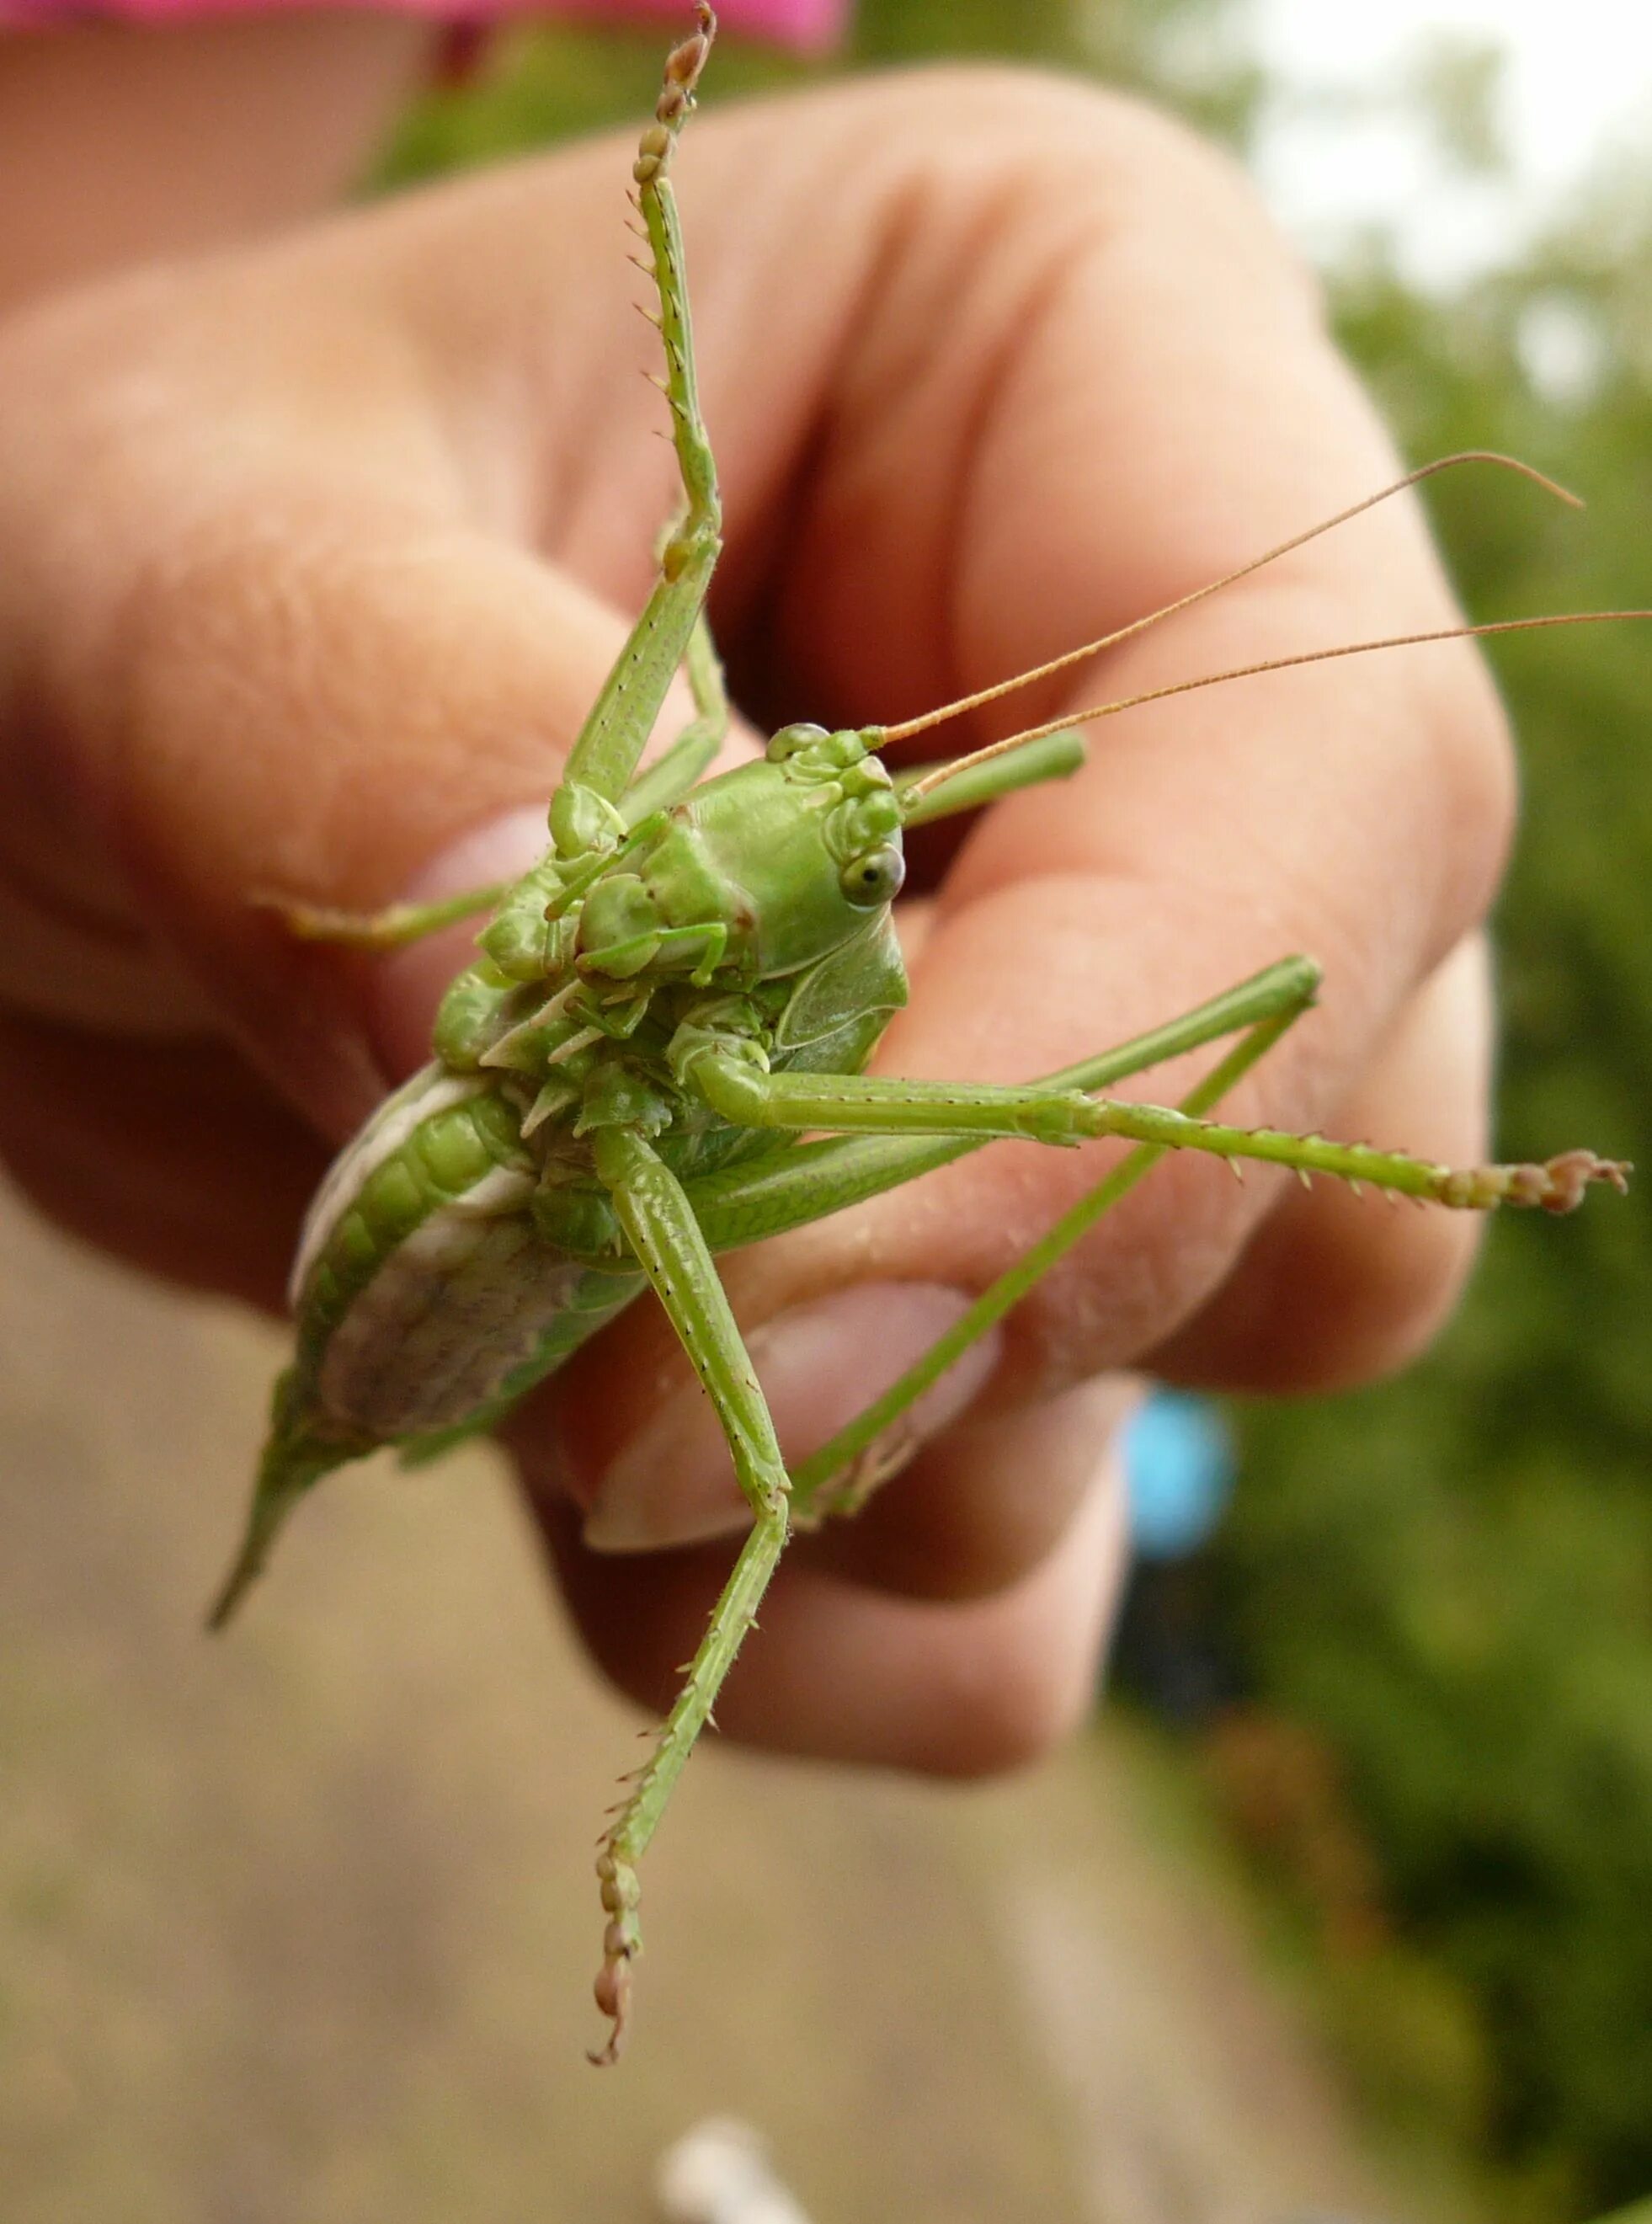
589,1846,642,2067
588,1937,633,2067
1537,1148,1632,1213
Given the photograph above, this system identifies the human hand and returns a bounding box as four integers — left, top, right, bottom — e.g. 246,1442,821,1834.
0,64,1511,1773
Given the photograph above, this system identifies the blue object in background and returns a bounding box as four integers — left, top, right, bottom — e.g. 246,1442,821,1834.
1122,1390,1236,1561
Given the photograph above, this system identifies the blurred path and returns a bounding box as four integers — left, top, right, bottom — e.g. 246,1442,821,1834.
1,1180,1414,2224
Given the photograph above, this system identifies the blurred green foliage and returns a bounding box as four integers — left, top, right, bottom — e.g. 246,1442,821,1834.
1222,195,1652,2220
381,7,1651,2215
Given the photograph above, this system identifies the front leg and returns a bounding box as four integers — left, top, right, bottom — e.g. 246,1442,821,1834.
587,1120,791,2065
253,881,511,951
578,913,728,985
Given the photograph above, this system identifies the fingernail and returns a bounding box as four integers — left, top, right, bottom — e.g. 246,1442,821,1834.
370,805,549,1077
583,1284,1001,1554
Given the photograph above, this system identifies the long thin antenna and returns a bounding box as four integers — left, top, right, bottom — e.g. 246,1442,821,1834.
881,451,1580,749
901,610,1652,803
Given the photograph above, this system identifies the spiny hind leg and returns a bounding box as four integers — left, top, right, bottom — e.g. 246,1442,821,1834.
588,1120,792,2064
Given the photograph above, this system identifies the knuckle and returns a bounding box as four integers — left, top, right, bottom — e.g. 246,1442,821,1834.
843,61,1319,320
1045,82,1319,321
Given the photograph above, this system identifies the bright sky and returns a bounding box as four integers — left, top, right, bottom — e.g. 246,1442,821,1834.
1248,0,1652,285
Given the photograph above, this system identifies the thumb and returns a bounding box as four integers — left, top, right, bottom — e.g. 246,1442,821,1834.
96,499,656,1135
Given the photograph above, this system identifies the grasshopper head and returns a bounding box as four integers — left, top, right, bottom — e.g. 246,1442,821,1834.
607,724,899,985
764,722,905,908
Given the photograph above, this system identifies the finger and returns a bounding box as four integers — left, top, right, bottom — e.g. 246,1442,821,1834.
758,72,1515,1155
0,20,432,310
0,1015,324,1308
555,1290,1131,1602
528,1426,1128,1775
799,1375,1138,1602
770,72,1515,989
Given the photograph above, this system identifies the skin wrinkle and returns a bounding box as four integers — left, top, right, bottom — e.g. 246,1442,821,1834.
375,114,876,685
0,669,149,941
0,302,461,953
8,262,456,589
0,846,150,947
122,523,566,871
0,1011,320,1307
947,176,1330,701
385,221,569,557
898,1373,1144,1599
950,237,1425,627
386,153,674,579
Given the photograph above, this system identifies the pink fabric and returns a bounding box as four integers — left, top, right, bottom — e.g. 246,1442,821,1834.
0,0,848,48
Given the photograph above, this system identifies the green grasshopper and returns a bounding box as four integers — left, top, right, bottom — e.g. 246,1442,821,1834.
210,4,1633,2062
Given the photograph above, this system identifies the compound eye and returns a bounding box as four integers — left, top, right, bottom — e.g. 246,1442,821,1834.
766,723,830,763
840,845,905,909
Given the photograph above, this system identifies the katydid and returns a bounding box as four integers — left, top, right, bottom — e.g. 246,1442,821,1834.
209,3,1635,2065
